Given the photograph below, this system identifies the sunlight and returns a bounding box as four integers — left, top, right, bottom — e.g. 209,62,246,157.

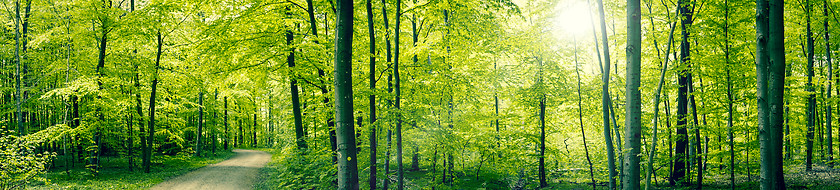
555,1,593,37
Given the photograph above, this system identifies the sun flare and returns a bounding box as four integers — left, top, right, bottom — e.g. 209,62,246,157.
555,2,593,37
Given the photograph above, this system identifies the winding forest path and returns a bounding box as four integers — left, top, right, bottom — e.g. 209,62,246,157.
150,149,271,190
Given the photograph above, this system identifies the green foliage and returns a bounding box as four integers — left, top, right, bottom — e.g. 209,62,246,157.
254,147,336,190
0,127,63,190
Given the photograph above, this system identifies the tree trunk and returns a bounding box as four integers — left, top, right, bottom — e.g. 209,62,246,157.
593,0,617,187
214,89,219,153
723,1,736,188
366,0,377,188
623,0,642,188
288,21,307,150
573,45,596,190
805,0,816,171
671,0,692,185
539,92,547,188
253,110,257,147
334,0,358,188
758,0,787,187
13,0,22,137
644,2,677,187
394,0,404,188
196,91,204,156
825,0,834,167
380,1,392,187
224,97,229,150
146,31,163,173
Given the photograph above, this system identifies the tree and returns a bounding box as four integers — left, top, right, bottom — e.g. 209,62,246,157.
757,0,787,187
145,31,163,173
623,0,642,189
366,0,378,188
333,0,359,188
594,0,618,186
825,0,834,167
671,0,693,185
805,0,816,171
395,0,404,188
288,7,307,151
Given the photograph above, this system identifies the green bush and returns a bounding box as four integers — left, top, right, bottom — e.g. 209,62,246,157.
0,130,56,190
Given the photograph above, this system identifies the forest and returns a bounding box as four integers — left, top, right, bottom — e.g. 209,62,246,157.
1,0,839,189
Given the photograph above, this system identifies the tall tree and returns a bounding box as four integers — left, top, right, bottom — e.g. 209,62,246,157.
538,58,548,188
224,96,229,150
805,0,816,171
594,0,618,186
366,0,377,188
723,0,736,188
394,0,404,188
757,0,787,187
671,0,692,185
13,0,22,136
623,0,642,188
146,31,163,173
334,0,359,188
197,91,204,156
825,0,834,167
381,0,393,188
288,7,307,150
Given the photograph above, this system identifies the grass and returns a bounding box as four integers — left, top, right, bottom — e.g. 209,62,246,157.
25,151,235,190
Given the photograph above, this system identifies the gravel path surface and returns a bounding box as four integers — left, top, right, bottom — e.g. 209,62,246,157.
150,149,271,190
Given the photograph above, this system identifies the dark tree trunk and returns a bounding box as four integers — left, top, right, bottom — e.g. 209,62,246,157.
288,21,307,150
757,0,787,187
671,0,692,185
366,0,377,188
394,1,404,188
224,97,229,150
334,0,358,188
805,0,816,171
825,0,834,167
146,31,163,173
197,91,204,156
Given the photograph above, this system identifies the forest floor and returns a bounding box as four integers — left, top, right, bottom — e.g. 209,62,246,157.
150,149,270,190
26,151,235,189
396,165,840,190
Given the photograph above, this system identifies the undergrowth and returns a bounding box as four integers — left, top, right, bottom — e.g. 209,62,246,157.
26,151,234,190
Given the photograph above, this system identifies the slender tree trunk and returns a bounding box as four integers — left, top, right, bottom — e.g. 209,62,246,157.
380,0,393,187
334,0,358,188
224,97,229,150
593,0,617,187
573,43,596,190
253,109,257,147
539,82,547,188
214,89,219,152
13,0,22,137
366,0,377,188
723,1,736,188
826,0,834,167
197,92,204,156
644,2,677,187
805,0,816,171
690,77,703,188
146,31,163,173
394,1,404,188
287,15,306,150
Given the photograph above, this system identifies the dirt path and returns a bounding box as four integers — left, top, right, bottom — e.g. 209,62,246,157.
150,149,271,190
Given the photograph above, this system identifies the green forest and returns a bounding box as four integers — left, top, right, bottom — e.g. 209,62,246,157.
1,0,839,189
